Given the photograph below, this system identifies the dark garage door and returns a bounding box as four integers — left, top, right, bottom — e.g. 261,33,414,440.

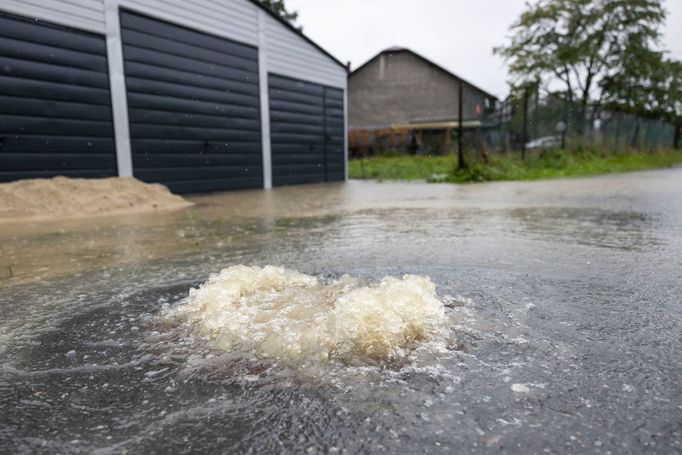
120,10,262,193
0,12,117,182
269,74,345,186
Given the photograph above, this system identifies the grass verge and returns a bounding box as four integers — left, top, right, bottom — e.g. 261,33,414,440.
348,154,454,181
348,148,682,183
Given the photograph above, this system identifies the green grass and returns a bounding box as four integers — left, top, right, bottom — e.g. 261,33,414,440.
348,154,455,181
348,148,682,183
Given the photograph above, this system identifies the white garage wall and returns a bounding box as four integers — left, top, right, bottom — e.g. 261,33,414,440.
264,14,347,88
0,0,106,33
0,0,347,88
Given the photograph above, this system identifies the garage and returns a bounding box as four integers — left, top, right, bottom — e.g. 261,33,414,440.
0,0,347,192
119,10,263,193
269,74,345,186
0,12,116,182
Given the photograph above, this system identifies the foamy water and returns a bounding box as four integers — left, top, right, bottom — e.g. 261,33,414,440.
171,266,447,366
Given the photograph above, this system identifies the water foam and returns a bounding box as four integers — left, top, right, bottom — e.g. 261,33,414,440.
173,266,446,365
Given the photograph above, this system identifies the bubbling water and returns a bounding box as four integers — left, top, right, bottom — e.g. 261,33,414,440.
173,266,446,365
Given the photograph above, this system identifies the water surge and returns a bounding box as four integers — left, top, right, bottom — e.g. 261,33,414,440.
172,266,446,365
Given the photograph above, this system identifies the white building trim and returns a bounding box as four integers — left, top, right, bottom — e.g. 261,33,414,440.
104,0,132,177
257,10,273,189
0,0,105,34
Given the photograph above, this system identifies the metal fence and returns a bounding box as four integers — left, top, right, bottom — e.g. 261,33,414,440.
348,93,680,158
484,92,678,154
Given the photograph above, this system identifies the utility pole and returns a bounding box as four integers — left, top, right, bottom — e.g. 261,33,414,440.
458,82,464,170
521,87,529,161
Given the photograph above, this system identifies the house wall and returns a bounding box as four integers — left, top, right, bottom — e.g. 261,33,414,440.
0,0,347,188
348,51,491,129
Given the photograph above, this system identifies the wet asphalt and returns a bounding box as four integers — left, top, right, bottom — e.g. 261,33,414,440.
0,168,681,454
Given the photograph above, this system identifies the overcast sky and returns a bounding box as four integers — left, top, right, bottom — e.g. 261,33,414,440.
286,0,682,98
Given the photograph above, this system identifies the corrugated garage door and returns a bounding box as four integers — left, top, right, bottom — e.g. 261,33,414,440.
269,74,345,186
323,86,345,182
120,10,262,193
0,12,117,182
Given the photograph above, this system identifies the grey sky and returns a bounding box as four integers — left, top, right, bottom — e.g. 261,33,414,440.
287,0,682,98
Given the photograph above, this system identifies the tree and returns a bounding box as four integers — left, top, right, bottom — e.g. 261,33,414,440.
257,0,299,28
601,49,682,124
598,39,682,148
495,0,667,129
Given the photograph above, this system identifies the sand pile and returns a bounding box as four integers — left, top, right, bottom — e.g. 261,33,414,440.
0,176,193,223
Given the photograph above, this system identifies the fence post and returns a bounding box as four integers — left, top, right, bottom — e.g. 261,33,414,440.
521,87,529,160
458,82,465,170
675,122,681,150
630,119,640,149
561,97,568,150
615,114,621,151
533,79,539,139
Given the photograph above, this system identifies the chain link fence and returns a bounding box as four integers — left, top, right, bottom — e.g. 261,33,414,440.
484,91,678,155
349,92,680,159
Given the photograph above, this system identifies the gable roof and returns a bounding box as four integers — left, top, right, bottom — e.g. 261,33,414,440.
350,47,497,100
245,0,348,71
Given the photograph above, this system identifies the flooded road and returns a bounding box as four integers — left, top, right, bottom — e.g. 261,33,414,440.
1,169,681,453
